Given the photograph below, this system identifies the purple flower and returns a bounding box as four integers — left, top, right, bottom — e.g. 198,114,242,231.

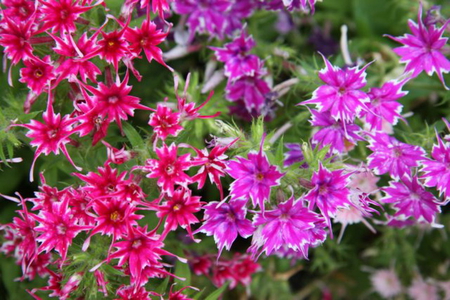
382,176,441,225
385,5,450,89
361,79,408,132
211,31,261,80
367,132,426,180
226,75,271,113
300,54,370,123
173,0,231,40
284,143,307,167
195,200,254,256
309,109,362,154
249,196,327,259
262,0,317,13
304,163,352,236
226,138,284,212
420,130,450,201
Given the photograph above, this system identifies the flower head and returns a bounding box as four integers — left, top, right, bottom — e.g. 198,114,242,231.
148,104,183,141
386,5,450,89
370,269,402,299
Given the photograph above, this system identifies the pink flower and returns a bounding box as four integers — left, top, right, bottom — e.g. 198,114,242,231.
370,269,402,298
74,164,128,198
367,132,426,180
125,19,170,69
102,141,133,165
140,143,193,196
361,79,408,132
386,5,450,89
33,197,90,267
211,31,261,80
226,138,284,211
195,199,254,256
148,104,183,141
381,176,441,225
304,163,352,236
407,276,439,300
17,94,80,181
19,56,55,95
309,109,362,154
1,0,36,22
300,54,370,123
420,130,450,201
249,196,327,259
225,73,271,113
40,0,93,33
156,187,203,240
263,0,317,13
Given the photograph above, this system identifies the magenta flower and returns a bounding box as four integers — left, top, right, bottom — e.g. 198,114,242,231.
263,0,317,13
420,130,450,200
40,0,93,33
284,143,307,167
382,176,441,224
386,5,450,89
17,95,80,181
19,56,55,95
367,132,426,180
300,54,370,123
304,163,352,236
195,199,254,256
226,75,271,113
226,139,284,211
33,198,90,267
156,187,203,240
364,79,407,131
140,143,193,196
74,164,128,198
148,104,183,141
309,109,362,153
249,196,327,259
211,31,261,80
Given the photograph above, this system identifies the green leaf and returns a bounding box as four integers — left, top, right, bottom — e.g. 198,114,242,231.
204,282,229,300
193,288,205,300
122,122,144,148
174,258,191,288
154,274,171,295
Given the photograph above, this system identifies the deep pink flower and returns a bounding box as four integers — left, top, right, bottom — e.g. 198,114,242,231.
51,33,101,84
74,164,128,198
0,14,37,65
382,176,441,224
107,225,177,287
17,94,80,181
148,104,183,141
77,72,150,132
1,0,36,22
230,254,261,288
40,0,93,33
140,143,193,196
19,56,56,95
304,163,352,236
226,138,284,211
249,196,327,259
125,19,170,69
386,5,450,89
420,130,450,201
156,187,203,239
33,197,90,267
195,199,254,256
361,79,407,132
263,0,317,13
300,54,370,123
367,132,426,180
211,31,261,80
309,109,362,153
102,141,133,165
115,285,150,300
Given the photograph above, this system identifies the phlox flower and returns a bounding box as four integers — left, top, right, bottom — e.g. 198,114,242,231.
115,285,151,300
370,269,402,299
304,163,352,236
33,197,90,267
361,79,407,132
102,141,134,165
367,132,426,180
211,30,261,80
386,5,450,89
382,176,441,225
40,0,94,34
407,276,439,300
148,104,183,141
300,54,370,123
19,56,55,95
226,138,284,211
140,143,193,197
420,130,450,201
156,187,203,240
1,0,36,22
249,196,327,259
74,164,128,198
195,199,254,256
17,94,80,181
263,0,317,13
309,109,362,154
226,75,271,113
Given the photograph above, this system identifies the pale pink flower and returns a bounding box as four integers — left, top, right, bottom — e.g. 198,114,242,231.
370,269,402,298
